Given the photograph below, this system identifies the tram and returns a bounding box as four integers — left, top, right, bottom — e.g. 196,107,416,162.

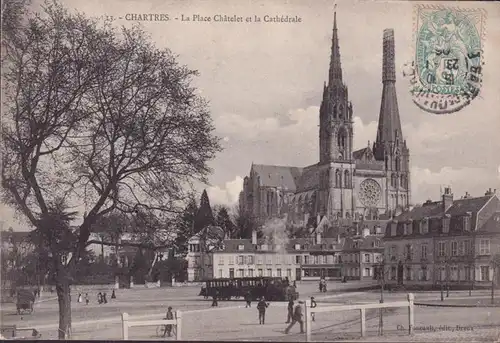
199,276,299,301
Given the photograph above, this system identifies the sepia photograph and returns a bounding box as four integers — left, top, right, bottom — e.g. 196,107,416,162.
1,0,499,341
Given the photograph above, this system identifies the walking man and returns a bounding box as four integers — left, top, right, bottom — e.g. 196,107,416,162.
310,296,317,322
285,301,304,334
211,292,218,307
257,297,269,324
245,291,252,308
285,299,294,323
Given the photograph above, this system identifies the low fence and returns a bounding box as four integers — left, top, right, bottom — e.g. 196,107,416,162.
121,311,183,340
305,293,415,342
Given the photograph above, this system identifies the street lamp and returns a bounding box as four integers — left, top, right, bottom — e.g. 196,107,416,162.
377,256,386,336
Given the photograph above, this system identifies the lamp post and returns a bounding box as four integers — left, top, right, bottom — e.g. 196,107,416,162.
377,257,386,336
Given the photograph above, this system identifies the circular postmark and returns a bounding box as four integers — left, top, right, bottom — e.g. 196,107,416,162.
411,7,485,114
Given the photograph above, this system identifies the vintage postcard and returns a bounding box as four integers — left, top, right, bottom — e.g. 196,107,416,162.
1,0,499,341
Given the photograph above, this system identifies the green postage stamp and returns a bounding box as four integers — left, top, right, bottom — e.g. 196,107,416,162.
411,5,487,114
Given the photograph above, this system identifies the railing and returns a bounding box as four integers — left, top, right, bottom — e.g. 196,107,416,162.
304,293,415,342
121,311,182,340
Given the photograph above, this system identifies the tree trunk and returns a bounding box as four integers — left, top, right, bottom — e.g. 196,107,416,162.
56,273,72,339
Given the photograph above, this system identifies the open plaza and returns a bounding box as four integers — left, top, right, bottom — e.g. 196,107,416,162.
1,281,499,341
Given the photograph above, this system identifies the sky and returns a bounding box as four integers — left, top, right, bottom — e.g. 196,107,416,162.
1,0,500,231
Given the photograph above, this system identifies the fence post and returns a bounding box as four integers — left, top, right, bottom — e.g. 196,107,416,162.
176,310,182,340
360,308,366,337
407,293,414,335
305,301,311,342
121,312,129,340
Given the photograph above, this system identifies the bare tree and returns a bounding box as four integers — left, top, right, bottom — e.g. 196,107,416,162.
1,1,221,338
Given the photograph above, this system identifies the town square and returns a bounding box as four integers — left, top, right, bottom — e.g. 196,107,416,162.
1,0,500,341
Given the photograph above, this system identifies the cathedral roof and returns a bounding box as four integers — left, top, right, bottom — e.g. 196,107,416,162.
251,164,303,191
296,164,319,192
352,147,373,160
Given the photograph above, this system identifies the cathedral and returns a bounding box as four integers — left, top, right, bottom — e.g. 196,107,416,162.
239,12,411,226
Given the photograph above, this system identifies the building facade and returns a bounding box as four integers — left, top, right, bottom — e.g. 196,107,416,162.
240,13,411,226
186,224,385,282
384,187,500,288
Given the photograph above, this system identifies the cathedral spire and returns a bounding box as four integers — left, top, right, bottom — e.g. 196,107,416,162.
328,6,342,85
373,29,403,160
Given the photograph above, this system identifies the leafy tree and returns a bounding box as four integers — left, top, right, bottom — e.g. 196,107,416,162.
491,253,500,304
233,206,258,239
194,189,215,234
173,196,198,256
215,205,236,238
1,1,221,337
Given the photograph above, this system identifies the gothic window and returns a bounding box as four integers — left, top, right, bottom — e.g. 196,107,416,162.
395,156,401,171
384,156,388,170
337,128,346,153
400,175,405,188
344,170,350,188
339,105,344,119
335,169,342,188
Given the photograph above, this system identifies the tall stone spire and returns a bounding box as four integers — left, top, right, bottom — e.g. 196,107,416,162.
373,29,403,161
328,7,342,85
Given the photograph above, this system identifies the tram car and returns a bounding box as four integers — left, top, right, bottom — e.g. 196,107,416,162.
199,277,299,301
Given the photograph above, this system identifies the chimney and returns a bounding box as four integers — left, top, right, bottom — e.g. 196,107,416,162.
316,231,322,245
485,188,494,196
251,230,257,245
442,186,453,212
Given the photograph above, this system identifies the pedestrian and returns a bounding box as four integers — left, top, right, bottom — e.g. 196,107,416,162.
103,292,108,304
211,293,218,307
77,293,82,303
293,280,297,288
285,301,304,334
111,289,116,299
310,296,317,322
163,306,174,337
319,280,323,292
257,297,269,324
97,292,102,304
85,293,89,305
285,299,294,323
245,291,252,308
323,280,327,293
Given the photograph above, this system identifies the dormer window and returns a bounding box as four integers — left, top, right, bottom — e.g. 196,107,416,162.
420,218,429,234
295,244,301,250
391,221,397,236
407,221,413,235
463,213,471,231
442,215,451,233
275,245,281,251
238,244,245,251
261,244,268,251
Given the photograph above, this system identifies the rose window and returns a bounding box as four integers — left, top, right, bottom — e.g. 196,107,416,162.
358,179,382,207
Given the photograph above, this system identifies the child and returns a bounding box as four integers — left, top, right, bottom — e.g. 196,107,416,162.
310,296,317,322
257,297,269,324
163,306,174,337
85,293,89,305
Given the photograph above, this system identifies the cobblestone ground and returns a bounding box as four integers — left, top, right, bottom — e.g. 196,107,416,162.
2,282,499,341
